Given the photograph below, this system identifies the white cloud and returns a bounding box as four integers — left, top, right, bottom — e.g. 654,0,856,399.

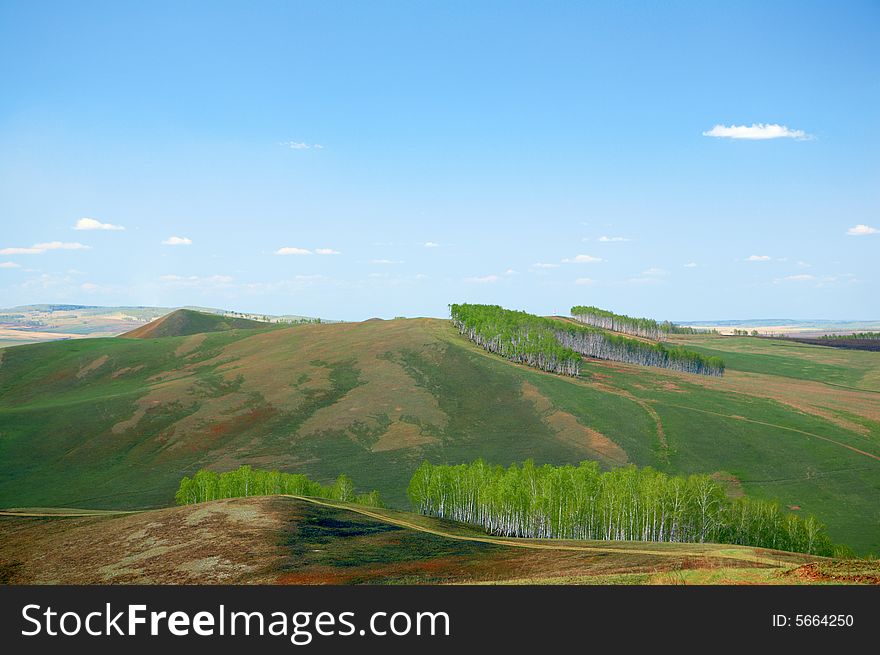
423,241,440,248
275,246,311,255
0,261,22,268
2,241,91,254
532,262,560,269
702,123,811,140
162,236,192,246
464,274,500,284
34,241,90,251
315,248,341,255
0,247,44,255
505,268,518,275
282,141,324,150
642,267,668,277
846,224,878,236
747,255,771,261
74,217,124,231
562,254,603,264
597,236,630,242
80,282,100,291
370,259,404,264
574,278,595,286
684,262,698,268
783,274,816,282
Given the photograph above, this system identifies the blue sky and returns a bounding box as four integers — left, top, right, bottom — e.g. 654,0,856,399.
1,1,877,321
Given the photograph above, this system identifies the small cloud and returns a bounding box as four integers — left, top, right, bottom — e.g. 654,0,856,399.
703,123,811,140
597,236,630,242
75,217,124,231
162,236,192,246
0,261,22,268
282,141,323,150
562,254,603,264
747,255,771,261
783,274,815,282
464,274,500,284
80,282,100,291
796,260,811,268
532,262,560,269
370,259,404,264
314,248,341,255
275,247,312,255
574,278,595,285
642,267,668,277
846,224,878,236
423,241,440,248
0,247,44,255
684,262,698,268
505,268,518,275
35,241,90,250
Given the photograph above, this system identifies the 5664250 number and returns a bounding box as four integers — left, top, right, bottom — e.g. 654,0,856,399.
795,614,853,627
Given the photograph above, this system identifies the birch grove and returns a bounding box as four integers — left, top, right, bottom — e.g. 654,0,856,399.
408,460,833,555
450,304,724,376
175,465,383,507
571,305,669,340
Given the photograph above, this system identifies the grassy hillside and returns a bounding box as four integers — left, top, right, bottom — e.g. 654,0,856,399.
122,308,273,338
4,496,861,585
1,318,879,552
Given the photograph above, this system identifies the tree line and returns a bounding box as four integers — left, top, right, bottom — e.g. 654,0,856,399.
571,305,669,340
450,304,581,376
818,332,880,340
451,304,724,377
408,460,833,555
174,465,383,507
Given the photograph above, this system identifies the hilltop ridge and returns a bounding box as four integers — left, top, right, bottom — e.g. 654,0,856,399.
121,308,273,338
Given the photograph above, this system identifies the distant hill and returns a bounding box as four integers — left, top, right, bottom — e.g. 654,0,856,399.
122,308,273,338
0,305,332,349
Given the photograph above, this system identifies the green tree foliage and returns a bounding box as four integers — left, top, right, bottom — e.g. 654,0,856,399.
174,466,382,507
451,304,724,377
663,323,718,335
571,305,669,339
450,303,581,376
818,332,880,340
408,460,833,555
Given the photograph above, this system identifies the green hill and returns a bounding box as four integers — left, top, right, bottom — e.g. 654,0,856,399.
121,308,273,338
0,318,879,552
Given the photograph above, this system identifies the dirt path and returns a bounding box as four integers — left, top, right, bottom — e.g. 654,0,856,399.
655,402,880,463
2,498,797,568
282,495,793,567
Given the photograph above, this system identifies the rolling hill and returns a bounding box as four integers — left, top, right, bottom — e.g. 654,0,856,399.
122,308,274,338
5,496,866,585
0,314,879,552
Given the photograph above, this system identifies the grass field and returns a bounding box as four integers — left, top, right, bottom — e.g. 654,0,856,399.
1,317,879,553
5,496,870,585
